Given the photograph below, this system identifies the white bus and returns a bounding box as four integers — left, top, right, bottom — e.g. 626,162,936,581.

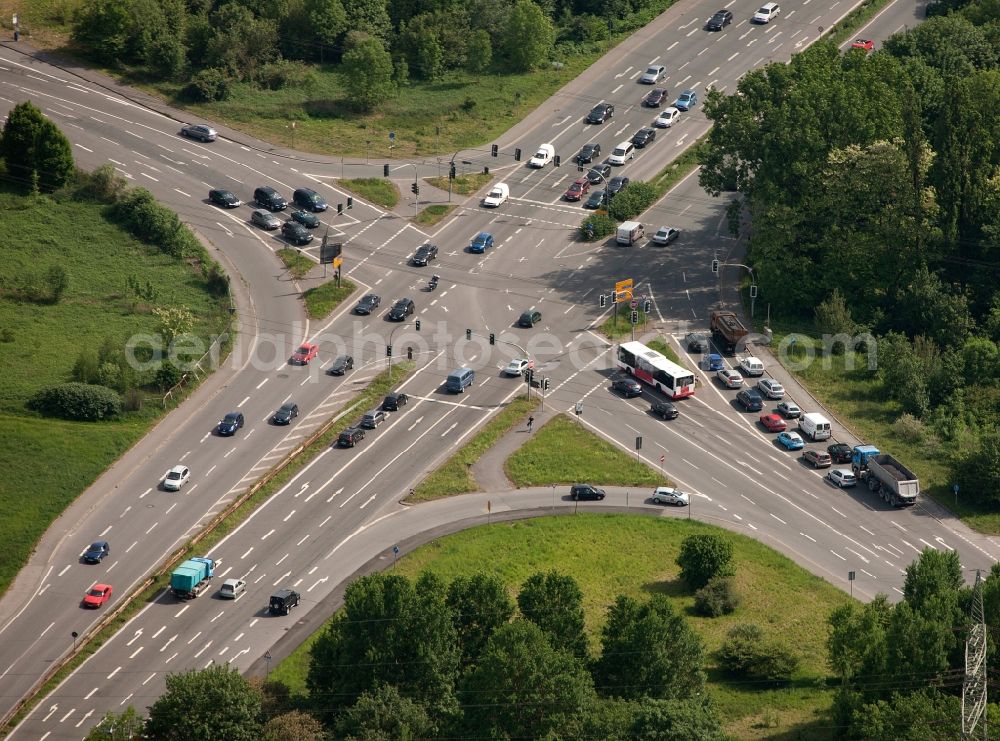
617,341,696,399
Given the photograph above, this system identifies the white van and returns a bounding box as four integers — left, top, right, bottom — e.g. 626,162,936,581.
482,182,508,207
608,141,635,165
616,221,644,246
528,144,554,168
752,2,780,23
739,356,764,377
799,412,832,441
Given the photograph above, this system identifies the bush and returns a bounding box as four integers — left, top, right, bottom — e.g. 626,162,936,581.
110,187,203,259
607,181,657,221
46,265,69,303
677,534,734,590
73,163,127,202
581,213,615,242
155,362,183,391
72,348,101,384
719,623,799,681
257,60,316,90
28,382,123,421
694,575,739,617
185,67,231,102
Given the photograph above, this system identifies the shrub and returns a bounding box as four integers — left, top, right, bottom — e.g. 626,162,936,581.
677,534,734,590
607,181,657,221
46,265,69,303
155,362,183,391
258,60,315,90
28,382,123,421
185,67,231,102
72,348,101,384
581,213,615,242
693,576,739,617
719,623,799,681
111,188,203,259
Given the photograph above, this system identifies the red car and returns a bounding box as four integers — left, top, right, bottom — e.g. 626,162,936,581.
851,38,874,51
83,584,113,608
290,343,318,365
563,178,590,201
759,413,787,432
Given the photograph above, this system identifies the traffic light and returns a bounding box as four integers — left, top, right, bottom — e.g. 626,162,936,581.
711,258,720,274
554,155,561,167
525,368,534,384
347,197,353,209
466,328,472,341
643,299,651,314
750,284,758,299
337,203,343,215
542,377,550,391
483,166,489,175
415,319,421,331
611,290,619,304
386,344,392,357
514,148,522,161
449,162,456,179
489,333,495,345
383,164,390,177
491,144,499,157
411,182,419,195
599,294,607,308
630,310,639,324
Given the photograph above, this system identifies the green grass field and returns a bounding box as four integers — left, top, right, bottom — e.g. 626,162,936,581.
425,173,492,196
339,179,399,209
302,278,356,319
0,194,227,596
270,515,848,739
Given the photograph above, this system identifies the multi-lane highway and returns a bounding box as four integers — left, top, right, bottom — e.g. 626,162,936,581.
2,0,993,735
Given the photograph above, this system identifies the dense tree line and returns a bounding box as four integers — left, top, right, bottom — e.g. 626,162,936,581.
69,0,665,109
700,7,1000,500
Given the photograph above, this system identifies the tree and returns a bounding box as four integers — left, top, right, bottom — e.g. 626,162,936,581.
459,620,595,739
876,332,930,418
446,573,514,668
465,29,492,75
826,595,892,688
84,707,146,740
676,534,734,590
153,307,195,348
0,101,75,192
961,337,1000,385
903,547,962,611
814,288,856,354
594,594,706,700
260,710,325,741
693,575,739,617
343,0,392,44
305,0,348,62
206,4,279,81
145,665,261,740
500,0,554,72
72,0,132,66
340,32,396,112
718,623,799,681
578,697,724,740
333,683,435,740
850,689,960,740
956,430,1000,506
517,570,589,659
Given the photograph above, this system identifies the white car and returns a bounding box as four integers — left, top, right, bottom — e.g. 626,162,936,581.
652,226,679,245
528,143,554,168
651,486,689,506
163,465,190,491
640,65,667,84
827,469,857,488
757,378,785,399
753,2,780,23
653,107,681,128
504,358,534,377
219,579,246,599
482,183,509,207
717,369,743,388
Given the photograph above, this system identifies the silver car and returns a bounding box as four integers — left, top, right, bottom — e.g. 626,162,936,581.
651,486,689,506
640,65,667,84
219,579,246,599
250,209,281,230
360,409,386,429
181,124,217,142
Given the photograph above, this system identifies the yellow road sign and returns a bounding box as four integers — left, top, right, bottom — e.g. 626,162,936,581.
333,257,343,269
614,278,633,302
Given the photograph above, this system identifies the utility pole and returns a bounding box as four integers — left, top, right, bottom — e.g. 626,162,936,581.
962,569,988,740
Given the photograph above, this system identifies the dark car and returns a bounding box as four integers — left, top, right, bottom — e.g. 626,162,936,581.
607,176,630,197
83,540,110,564
577,143,601,163
181,124,217,142
631,127,657,148
209,189,241,208
281,221,313,245
412,243,438,266
570,484,606,501
586,163,612,185
292,187,328,212
587,103,615,124
327,355,354,375
584,189,607,209
272,402,299,425
354,294,381,315
518,309,542,328
217,412,244,436
338,427,365,447
382,392,409,411
828,442,853,464
289,210,320,228
651,400,679,419
269,588,300,615
736,388,764,412
706,9,733,30
254,186,287,211
388,298,415,321
611,374,642,397
643,88,668,107
685,332,710,352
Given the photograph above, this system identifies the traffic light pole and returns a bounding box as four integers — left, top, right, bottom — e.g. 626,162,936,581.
464,328,530,398
386,319,421,382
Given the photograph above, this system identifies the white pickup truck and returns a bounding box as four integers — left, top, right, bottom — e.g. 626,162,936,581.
482,182,509,207
528,143,555,168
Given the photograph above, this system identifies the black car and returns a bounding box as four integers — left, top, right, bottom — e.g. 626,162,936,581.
388,298,415,321
338,427,365,447
269,588,301,615
611,374,642,397
643,88,668,107
570,484,606,501
217,412,244,436
518,309,542,328
292,187,328,212
828,442,853,464
586,103,615,124
736,388,764,412
587,163,612,184
584,189,607,209
209,189,241,208
706,9,733,30
83,540,110,564
289,210,320,228
272,402,299,425
383,392,409,411
354,294,381,315
607,176,630,197
651,400,679,420
412,243,438,266
577,143,601,163
281,221,313,245
327,355,354,375
254,186,287,211
685,332,710,352
632,128,657,148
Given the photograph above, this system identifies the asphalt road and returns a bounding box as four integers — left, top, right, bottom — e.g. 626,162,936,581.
2,0,992,735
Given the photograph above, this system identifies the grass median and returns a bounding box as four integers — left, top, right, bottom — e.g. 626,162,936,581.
414,204,457,227
506,414,665,487
302,278,357,319
406,395,539,503
425,173,492,196
277,248,315,280
339,179,399,209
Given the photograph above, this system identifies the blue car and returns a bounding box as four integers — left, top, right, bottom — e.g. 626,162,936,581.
706,353,724,371
674,89,698,111
470,232,494,253
776,431,805,451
